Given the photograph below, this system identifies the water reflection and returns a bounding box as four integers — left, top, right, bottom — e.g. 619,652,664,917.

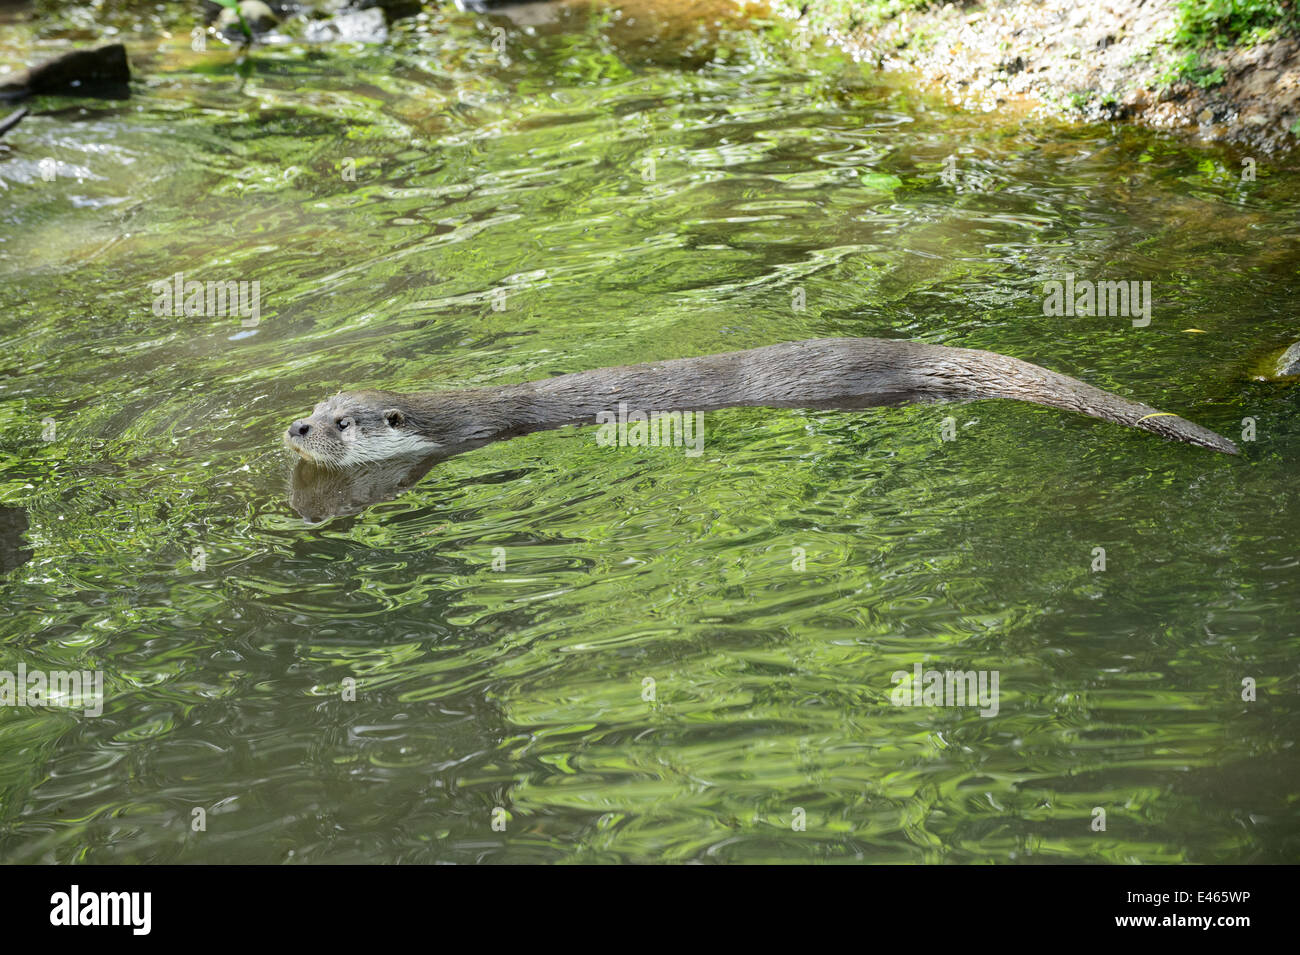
0,505,32,575
289,454,445,522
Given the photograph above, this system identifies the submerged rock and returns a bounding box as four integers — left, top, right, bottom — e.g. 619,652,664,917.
1277,341,1300,377
303,7,389,44
209,1,414,45
1251,340,1300,379
0,43,131,100
216,0,281,40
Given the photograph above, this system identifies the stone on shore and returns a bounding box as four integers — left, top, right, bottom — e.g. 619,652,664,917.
0,43,130,99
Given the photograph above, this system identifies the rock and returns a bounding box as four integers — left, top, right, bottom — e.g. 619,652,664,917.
303,7,389,43
355,0,422,19
465,1,562,27
457,0,535,11
1278,340,1300,376
217,0,280,40
0,43,130,100
208,1,420,43
1121,87,1149,108
314,0,421,18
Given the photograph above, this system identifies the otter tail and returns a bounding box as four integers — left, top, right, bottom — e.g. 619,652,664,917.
917,343,1239,455
468,338,1240,456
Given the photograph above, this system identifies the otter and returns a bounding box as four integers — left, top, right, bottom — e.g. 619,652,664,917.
284,337,1239,468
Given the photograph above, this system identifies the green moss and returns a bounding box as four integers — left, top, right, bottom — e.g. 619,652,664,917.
1154,50,1226,90
1145,1,1293,89
1172,0,1295,48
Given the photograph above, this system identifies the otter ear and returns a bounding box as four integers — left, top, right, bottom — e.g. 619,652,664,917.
383,408,406,428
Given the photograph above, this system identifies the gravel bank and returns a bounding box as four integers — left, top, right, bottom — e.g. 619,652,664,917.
773,0,1300,151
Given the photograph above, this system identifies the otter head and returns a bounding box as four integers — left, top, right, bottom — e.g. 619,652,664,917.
284,391,437,468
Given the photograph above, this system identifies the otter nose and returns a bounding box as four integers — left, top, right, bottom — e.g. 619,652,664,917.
290,420,311,438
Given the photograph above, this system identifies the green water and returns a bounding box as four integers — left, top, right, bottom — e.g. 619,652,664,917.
1,3,1297,864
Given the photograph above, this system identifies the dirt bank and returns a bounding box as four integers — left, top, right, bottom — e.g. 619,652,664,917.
773,0,1300,152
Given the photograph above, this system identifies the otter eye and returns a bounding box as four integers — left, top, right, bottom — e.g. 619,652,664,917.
336,417,353,431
